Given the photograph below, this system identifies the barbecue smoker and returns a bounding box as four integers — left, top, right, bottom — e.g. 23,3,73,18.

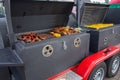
0,0,120,80
78,3,120,52
1,0,90,80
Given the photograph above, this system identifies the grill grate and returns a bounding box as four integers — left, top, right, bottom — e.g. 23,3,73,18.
81,5,108,26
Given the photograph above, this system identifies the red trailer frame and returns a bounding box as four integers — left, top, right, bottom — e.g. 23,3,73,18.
47,44,120,80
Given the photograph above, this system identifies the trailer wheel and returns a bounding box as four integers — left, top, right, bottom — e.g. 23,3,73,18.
106,54,120,77
88,62,106,80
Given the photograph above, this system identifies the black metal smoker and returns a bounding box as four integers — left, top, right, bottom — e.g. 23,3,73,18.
77,2,120,52
0,0,90,80
0,0,120,80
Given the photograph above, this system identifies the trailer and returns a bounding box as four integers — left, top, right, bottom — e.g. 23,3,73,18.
0,0,120,80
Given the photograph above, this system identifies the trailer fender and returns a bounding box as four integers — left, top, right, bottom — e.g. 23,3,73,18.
76,46,120,80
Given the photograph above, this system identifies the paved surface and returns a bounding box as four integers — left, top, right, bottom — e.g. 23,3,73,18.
105,69,120,80
11,69,120,80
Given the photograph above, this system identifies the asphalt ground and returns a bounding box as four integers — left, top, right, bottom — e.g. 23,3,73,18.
105,69,120,80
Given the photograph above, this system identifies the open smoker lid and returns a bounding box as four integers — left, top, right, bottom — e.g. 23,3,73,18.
79,3,109,26
7,0,74,33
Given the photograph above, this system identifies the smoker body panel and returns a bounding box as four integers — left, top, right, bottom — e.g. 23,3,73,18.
0,18,11,80
88,25,120,52
15,33,89,80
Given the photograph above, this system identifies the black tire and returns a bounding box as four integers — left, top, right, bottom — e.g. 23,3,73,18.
106,54,120,77
88,62,107,80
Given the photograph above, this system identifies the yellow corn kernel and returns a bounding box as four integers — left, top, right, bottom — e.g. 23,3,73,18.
50,32,54,34
85,23,114,30
65,28,69,32
53,33,61,38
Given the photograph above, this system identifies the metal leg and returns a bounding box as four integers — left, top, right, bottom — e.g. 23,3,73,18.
10,66,26,80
